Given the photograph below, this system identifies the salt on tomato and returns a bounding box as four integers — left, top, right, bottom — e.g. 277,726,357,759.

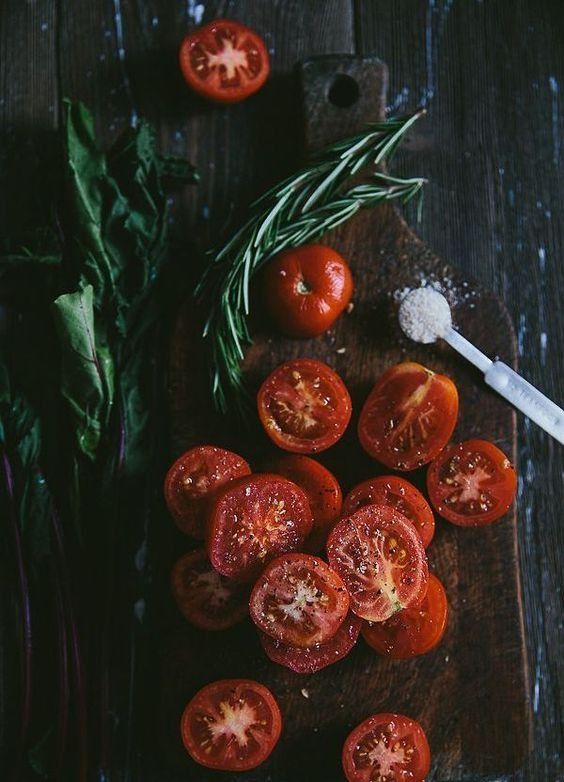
180,679,282,771
343,475,435,548
269,455,342,551
164,445,250,539
171,549,249,631
362,573,448,658
427,438,517,526
327,505,428,622
179,19,269,104
207,473,313,582
358,362,459,471
262,244,353,338
257,358,352,454
259,611,361,674
342,712,431,782
250,553,349,648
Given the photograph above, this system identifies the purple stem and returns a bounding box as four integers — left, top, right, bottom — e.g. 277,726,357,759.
53,581,69,781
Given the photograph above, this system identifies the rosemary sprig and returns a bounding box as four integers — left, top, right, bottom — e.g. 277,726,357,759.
197,110,426,414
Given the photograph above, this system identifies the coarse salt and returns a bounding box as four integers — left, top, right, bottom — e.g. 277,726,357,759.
398,287,452,344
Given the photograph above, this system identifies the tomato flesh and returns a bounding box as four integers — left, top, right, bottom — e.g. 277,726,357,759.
181,679,282,771
257,358,352,453
362,573,448,658
427,438,517,526
207,473,313,581
342,713,431,782
259,611,361,674
343,475,435,548
250,553,349,648
327,505,428,622
179,19,269,104
171,549,248,631
164,445,250,538
358,362,459,470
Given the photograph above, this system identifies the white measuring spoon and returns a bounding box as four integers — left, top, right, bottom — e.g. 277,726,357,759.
398,288,564,444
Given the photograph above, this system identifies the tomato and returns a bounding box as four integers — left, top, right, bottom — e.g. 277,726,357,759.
362,573,448,658
164,445,250,539
326,505,428,622
207,474,313,581
257,359,352,453
262,244,354,338
179,19,269,104
180,679,282,771
269,455,342,551
427,438,517,526
250,553,349,648
358,362,459,471
343,476,435,548
342,713,431,782
171,549,248,631
259,611,361,674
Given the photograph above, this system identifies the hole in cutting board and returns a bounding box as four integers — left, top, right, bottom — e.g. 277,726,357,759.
327,74,359,108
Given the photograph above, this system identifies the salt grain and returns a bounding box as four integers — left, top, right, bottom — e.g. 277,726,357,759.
398,287,452,344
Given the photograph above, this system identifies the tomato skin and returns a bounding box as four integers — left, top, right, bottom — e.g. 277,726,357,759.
180,679,282,771
179,19,269,104
358,362,459,471
259,611,361,674
327,504,429,622
263,244,353,338
427,438,517,526
171,549,248,631
250,553,349,648
342,712,431,782
362,573,448,658
269,455,342,551
343,475,435,548
257,358,352,454
207,473,313,582
164,445,251,538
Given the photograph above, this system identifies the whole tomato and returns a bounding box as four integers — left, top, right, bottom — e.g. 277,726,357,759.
262,244,353,338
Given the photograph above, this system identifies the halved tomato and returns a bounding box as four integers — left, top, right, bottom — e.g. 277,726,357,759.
259,611,361,674
207,474,313,582
326,505,428,622
343,475,435,548
362,573,448,658
358,362,459,470
427,438,517,526
180,679,282,771
249,553,349,648
171,549,248,631
269,455,342,551
164,445,250,538
179,19,270,104
257,359,352,454
342,713,431,782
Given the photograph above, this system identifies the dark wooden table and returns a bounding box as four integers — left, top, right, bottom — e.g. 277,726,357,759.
0,1,562,780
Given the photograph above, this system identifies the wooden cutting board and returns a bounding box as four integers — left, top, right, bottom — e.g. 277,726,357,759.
165,56,531,781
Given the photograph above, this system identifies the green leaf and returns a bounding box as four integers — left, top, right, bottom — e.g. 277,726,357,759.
28,725,54,778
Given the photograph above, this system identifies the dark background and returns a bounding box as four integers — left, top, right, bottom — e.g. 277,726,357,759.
0,1,562,780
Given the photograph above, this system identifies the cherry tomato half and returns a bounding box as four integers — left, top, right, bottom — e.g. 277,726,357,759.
427,438,517,526
181,679,282,771
327,505,428,622
171,549,248,631
259,611,361,674
342,713,431,782
179,19,269,104
164,445,250,538
257,359,352,454
362,573,448,658
358,362,459,470
250,553,349,648
269,455,342,551
343,475,435,548
207,474,313,582
263,244,353,338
